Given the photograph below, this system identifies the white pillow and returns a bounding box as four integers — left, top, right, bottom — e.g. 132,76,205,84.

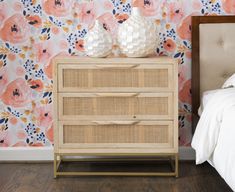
222,73,235,88
198,89,219,116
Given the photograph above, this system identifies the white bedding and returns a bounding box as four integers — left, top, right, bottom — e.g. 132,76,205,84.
198,89,219,116
192,88,235,191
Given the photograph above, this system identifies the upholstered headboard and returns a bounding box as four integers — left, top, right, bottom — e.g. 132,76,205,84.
192,16,235,131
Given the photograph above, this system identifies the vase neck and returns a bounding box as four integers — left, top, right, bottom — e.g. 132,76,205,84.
131,7,142,17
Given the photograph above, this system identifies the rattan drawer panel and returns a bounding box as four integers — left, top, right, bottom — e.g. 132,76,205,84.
58,93,173,120
58,64,173,92
59,121,173,149
53,57,178,162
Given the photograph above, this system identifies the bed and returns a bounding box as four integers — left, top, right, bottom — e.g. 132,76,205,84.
191,16,235,191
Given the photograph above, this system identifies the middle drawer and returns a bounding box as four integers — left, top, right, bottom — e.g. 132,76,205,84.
58,93,173,120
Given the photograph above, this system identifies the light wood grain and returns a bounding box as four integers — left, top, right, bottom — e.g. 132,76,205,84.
58,121,173,149
58,92,173,121
58,63,173,92
53,56,179,175
52,58,58,153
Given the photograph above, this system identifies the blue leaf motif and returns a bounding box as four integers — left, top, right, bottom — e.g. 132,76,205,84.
49,16,53,22
41,28,47,33
174,52,181,58
0,119,5,124
43,92,49,98
7,107,11,112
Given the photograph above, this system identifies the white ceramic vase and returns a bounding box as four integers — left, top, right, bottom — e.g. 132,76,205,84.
84,20,112,58
117,7,158,58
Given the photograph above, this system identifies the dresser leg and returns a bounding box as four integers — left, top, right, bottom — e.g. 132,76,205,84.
54,154,58,179
175,154,179,178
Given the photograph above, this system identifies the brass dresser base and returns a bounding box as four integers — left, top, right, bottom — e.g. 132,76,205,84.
53,57,179,178
54,153,179,178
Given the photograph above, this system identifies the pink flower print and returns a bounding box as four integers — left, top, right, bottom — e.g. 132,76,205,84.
26,15,42,28
16,130,27,140
0,3,7,27
34,41,53,63
98,13,118,37
115,13,129,24
46,124,54,143
179,79,191,105
16,66,25,76
12,141,27,147
163,39,176,52
44,61,53,79
34,104,53,128
132,0,144,7
0,67,9,97
42,0,72,17
7,53,16,61
132,0,160,17
167,2,185,24
1,78,32,108
9,116,18,125
177,14,193,40
103,0,114,10
13,2,24,12
51,27,60,35
59,40,68,49
77,2,96,26
45,52,69,79
185,51,191,59
28,79,44,92
222,0,235,14
75,39,84,52
192,0,202,10
0,14,30,44
178,64,188,90
30,143,44,147
0,129,13,147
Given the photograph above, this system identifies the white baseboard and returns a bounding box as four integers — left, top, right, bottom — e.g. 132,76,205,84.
0,147,54,161
0,146,195,161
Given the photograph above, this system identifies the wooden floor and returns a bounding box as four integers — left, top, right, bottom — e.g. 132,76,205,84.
0,161,232,192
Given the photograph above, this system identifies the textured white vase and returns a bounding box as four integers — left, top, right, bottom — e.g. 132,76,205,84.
117,7,158,58
84,20,112,58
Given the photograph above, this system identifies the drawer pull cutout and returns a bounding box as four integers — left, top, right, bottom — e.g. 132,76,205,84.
95,93,139,97
92,121,140,125
95,64,139,69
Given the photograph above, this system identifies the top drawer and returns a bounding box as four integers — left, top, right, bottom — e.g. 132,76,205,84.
57,64,173,92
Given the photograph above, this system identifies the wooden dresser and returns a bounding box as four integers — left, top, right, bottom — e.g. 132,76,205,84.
53,56,178,177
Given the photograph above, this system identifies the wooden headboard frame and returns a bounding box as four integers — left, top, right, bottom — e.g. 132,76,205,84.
192,16,235,131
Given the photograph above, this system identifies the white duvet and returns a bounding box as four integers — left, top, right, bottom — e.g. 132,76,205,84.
192,88,235,191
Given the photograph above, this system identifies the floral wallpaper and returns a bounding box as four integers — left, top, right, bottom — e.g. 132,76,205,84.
0,0,233,147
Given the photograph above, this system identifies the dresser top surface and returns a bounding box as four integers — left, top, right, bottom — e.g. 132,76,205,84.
53,56,176,65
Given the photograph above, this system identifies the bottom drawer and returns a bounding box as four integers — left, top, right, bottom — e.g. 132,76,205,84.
58,121,174,149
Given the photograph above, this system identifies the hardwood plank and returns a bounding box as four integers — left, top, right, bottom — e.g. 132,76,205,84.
0,162,232,192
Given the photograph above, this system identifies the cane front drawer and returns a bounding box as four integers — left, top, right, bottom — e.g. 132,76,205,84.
58,64,173,92
53,56,178,158
59,121,174,149
58,93,173,120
